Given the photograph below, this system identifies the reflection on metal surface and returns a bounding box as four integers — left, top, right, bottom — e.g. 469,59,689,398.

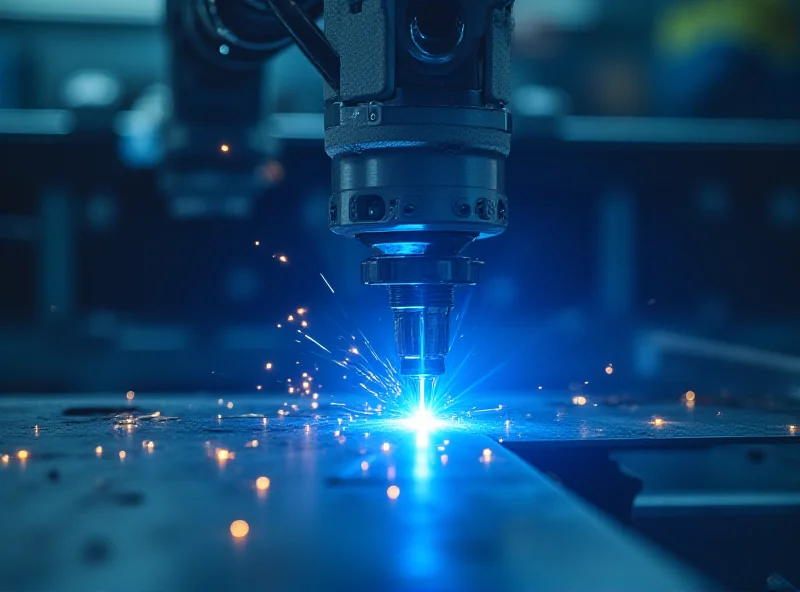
636,492,800,509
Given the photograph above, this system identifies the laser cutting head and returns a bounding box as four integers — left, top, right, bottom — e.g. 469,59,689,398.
361,248,482,376
324,0,515,377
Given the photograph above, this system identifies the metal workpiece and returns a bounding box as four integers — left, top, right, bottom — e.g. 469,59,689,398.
0,396,717,592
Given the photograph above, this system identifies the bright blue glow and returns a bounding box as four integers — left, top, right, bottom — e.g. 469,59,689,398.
414,446,430,480
395,408,444,433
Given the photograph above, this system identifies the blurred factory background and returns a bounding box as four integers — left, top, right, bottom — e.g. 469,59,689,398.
1,0,800,396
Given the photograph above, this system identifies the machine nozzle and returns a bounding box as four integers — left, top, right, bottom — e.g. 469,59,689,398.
361,252,481,378
390,285,453,377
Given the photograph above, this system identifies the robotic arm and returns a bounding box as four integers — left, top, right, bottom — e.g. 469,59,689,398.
167,0,514,380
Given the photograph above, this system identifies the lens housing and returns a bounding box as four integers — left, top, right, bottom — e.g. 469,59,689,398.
409,0,465,63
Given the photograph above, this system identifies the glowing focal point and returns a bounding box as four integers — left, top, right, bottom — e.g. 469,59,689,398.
395,377,445,434
409,408,437,433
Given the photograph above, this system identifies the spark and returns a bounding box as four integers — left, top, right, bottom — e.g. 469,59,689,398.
1,455,8,464
220,144,229,153
118,451,126,460
361,461,369,471
605,365,613,375
685,390,696,402
482,448,492,460
257,385,262,390
246,440,259,448
381,442,390,452
217,449,230,461
311,402,319,410
126,391,135,401
17,450,28,460
304,333,332,354
653,417,664,427
320,273,335,293
386,485,400,500
266,363,273,370
254,241,259,246
218,398,224,405
227,402,234,409
440,454,448,465
275,254,288,263
230,520,249,538
301,320,308,327
789,425,796,434
572,395,587,406
95,446,103,457
287,315,294,322
256,477,270,490
297,308,307,315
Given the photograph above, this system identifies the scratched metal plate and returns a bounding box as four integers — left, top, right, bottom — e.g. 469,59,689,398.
0,395,716,592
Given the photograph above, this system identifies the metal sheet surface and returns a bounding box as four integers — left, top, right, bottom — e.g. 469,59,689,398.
465,400,800,448
0,395,715,592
